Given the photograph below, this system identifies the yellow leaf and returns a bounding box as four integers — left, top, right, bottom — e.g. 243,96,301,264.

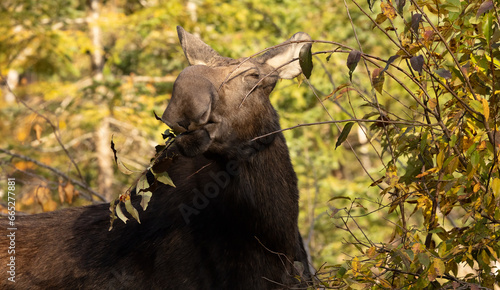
447,157,459,174
482,98,489,121
408,43,423,55
416,167,439,178
492,178,500,196
436,149,444,169
16,126,30,142
378,278,392,288
58,181,65,203
434,259,446,277
428,98,437,110
381,2,397,20
473,183,481,193
35,186,57,212
385,165,399,186
33,123,43,141
367,246,377,259
428,262,438,281
14,161,35,171
481,250,490,266
352,256,360,274
486,245,498,260
64,182,75,204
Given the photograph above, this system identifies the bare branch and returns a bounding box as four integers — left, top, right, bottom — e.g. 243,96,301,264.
0,148,106,202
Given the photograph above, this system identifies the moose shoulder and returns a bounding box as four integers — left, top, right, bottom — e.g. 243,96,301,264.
0,26,312,289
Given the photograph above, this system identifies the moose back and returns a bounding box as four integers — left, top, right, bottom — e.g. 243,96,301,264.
0,26,312,289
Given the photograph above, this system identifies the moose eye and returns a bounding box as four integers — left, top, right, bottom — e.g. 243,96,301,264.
242,71,260,83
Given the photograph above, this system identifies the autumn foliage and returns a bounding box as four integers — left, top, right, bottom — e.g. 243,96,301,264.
0,0,498,288
305,0,499,288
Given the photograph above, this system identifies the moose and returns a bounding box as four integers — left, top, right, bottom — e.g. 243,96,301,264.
0,26,313,289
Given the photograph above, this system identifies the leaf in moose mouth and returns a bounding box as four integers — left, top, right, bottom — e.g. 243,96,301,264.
115,202,129,224
136,175,152,211
154,171,176,188
125,198,141,224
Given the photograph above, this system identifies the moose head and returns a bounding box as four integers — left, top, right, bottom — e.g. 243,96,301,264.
163,26,311,157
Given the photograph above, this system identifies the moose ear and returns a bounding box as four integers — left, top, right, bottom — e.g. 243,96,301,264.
177,26,223,66
257,32,312,79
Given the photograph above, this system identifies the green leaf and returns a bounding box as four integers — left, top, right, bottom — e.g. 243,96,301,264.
449,134,457,147
154,171,176,187
418,252,430,268
336,266,347,278
299,43,313,79
124,198,141,224
469,100,483,113
335,122,355,149
447,0,461,8
471,150,480,166
482,12,493,45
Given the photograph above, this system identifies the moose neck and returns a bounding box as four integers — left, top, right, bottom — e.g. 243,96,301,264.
214,129,299,251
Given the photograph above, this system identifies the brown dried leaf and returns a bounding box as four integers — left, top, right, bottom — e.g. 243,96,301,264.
372,67,385,94
346,50,362,78
324,84,355,101
374,13,388,26
411,13,422,33
477,0,493,18
410,55,424,74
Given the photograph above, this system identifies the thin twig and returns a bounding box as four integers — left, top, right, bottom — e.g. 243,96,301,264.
251,118,437,142
0,75,87,184
0,147,106,201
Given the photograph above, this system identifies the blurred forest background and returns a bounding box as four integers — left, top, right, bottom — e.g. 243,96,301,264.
1,0,498,288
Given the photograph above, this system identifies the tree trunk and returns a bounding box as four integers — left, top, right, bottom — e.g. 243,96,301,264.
88,0,113,200
1,70,18,103
89,0,103,81
95,117,113,201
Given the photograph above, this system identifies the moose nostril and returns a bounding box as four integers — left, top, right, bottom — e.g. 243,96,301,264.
178,120,190,131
